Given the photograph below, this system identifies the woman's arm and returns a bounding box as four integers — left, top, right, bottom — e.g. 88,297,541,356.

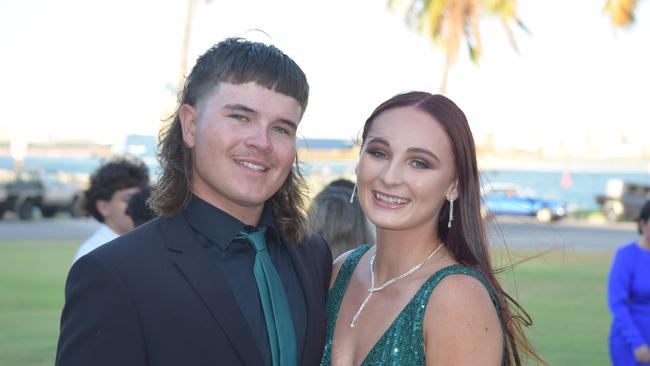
608,247,647,352
424,274,503,365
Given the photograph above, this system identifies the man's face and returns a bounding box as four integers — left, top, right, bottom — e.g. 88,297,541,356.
180,82,302,223
97,186,140,235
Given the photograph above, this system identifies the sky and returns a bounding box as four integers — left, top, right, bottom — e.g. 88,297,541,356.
1,0,649,156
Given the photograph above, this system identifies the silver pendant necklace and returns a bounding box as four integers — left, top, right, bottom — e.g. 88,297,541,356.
350,242,445,328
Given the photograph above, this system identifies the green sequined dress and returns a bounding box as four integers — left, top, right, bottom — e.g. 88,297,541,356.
320,244,501,366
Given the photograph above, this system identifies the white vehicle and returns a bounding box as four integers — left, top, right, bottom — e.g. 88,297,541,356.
0,169,82,220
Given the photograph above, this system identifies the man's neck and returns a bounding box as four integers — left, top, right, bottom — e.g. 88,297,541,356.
193,192,264,226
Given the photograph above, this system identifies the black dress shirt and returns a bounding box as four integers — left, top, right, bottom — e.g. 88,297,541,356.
183,195,306,366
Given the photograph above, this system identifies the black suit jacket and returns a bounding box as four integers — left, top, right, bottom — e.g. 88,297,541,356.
56,213,332,366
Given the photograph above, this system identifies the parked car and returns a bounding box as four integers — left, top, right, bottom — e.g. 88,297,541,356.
0,169,83,220
596,179,650,221
481,183,567,223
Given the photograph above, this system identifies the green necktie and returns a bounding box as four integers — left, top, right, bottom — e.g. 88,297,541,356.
236,226,297,366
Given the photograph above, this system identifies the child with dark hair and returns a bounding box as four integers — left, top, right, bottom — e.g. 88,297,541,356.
73,156,149,263
125,185,156,227
608,200,650,365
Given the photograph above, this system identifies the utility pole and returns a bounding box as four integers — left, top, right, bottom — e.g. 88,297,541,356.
177,0,195,93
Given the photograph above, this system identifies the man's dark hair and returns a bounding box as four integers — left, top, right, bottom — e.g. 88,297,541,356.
84,156,150,222
126,185,156,227
150,37,311,244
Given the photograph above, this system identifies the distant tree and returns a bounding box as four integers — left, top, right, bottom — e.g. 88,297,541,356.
604,0,640,27
387,0,527,93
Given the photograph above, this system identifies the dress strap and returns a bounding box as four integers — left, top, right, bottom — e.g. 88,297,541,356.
330,244,372,294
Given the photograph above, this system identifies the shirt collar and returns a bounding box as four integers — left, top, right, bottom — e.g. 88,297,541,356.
184,194,281,250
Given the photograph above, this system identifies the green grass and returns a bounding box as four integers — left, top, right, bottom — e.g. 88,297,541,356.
0,240,615,366
497,250,614,365
0,240,76,366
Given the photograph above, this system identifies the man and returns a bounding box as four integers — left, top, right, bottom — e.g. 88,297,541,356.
56,38,332,366
72,156,149,263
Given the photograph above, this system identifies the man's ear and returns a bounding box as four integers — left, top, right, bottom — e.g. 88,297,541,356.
96,199,110,219
179,104,198,148
446,179,459,201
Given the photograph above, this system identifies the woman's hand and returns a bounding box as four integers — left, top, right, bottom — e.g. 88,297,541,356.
634,344,650,363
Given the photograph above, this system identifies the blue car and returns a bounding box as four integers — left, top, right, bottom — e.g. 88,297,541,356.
481,183,567,223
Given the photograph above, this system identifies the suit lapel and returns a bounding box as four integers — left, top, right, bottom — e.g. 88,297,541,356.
158,215,264,366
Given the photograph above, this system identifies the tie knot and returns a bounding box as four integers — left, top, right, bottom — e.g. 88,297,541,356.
237,226,268,253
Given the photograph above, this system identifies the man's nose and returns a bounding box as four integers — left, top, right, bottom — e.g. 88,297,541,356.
244,125,272,152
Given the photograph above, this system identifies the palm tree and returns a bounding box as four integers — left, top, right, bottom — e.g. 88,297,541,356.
604,0,640,27
387,0,527,93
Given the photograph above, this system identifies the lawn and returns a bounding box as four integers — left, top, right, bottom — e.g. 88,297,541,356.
0,240,75,366
497,250,614,365
0,240,615,366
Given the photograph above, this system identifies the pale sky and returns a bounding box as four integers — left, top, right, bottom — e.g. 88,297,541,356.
1,0,648,154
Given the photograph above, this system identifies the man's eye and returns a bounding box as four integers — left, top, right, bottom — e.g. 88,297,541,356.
272,126,290,135
229,114,248,122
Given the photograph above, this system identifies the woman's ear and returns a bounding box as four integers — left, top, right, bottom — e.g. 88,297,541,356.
446,179,459,201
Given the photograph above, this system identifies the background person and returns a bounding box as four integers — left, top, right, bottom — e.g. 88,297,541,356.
125,184,156,228
608,200,650,365
309,179,374,258
72,156,149,263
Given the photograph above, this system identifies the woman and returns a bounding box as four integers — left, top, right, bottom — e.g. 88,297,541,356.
309,180,375,258
608,200,650,365
320,92,541,365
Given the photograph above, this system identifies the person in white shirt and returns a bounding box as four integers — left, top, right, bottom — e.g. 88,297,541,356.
73,156,149,263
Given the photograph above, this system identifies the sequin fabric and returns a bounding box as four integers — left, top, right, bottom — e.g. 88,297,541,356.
320,244,501,366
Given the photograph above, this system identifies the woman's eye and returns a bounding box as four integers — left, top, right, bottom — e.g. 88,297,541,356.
410,160,430,169
367,150,387,159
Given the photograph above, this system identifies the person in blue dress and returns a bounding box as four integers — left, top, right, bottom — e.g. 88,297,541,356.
320,92,544,366
608,200,650,365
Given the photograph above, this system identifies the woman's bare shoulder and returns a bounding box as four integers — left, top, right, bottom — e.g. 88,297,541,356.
423,272,503,365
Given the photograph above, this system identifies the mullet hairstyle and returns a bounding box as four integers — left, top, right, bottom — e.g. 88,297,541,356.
361,92,545,366
150,37,311,244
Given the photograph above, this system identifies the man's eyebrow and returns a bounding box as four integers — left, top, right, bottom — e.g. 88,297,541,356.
407,147,440,163
223,103,257,114
277,118,298,132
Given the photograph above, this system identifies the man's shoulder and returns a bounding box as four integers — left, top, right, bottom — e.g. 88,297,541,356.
91,215,183,262
295,233,327,250
292,234,332,263
617,241,641,256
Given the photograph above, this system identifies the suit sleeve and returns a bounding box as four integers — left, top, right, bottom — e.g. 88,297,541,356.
319,236,333,295
608,247,646,349
56,254,146,366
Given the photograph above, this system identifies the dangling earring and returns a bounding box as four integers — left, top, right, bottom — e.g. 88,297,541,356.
447,199,455,228
349,182,357,204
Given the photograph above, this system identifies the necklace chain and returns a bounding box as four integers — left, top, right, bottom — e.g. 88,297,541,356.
350,242,444,328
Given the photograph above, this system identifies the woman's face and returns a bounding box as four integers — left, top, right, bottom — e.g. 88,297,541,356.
356,106,458,233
